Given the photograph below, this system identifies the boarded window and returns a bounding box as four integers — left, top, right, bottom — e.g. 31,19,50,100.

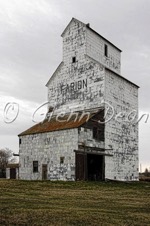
72,56,76,63
93,127,104,141
60,157,65,164
93,127,98,139
33,161,38,173
104,44,108,57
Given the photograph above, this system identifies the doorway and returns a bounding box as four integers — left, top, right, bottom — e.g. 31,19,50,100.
87,154,104,181
75,152,105,181
42,164,47,180
75,152,86,181
10,168,16,179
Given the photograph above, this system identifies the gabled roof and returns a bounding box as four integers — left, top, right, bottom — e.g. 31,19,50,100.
46,18,122,88
61,17,86,37
46,61,64,87
18,108,103,136
105,68,140,88
86,25,122,52
61,17,122,52
85,55,139,88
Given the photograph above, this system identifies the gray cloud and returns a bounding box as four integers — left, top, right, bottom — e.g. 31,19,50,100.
0,0,150,169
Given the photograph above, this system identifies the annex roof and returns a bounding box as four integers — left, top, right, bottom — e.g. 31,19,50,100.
18,108,103,136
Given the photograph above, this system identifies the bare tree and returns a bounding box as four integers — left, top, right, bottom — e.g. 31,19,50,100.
0,148,14,178
144,168,150,177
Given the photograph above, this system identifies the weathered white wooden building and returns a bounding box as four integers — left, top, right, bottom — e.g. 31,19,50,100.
19,18,139,181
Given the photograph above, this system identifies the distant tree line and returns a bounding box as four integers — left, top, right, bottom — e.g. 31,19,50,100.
0,148,15,178
144,168,150,177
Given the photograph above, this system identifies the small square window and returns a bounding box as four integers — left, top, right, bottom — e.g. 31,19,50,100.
33,161,38,173
60,157,65,164
93,127,98,139
104,44,108,57
72,56,76,63
93,127,104,141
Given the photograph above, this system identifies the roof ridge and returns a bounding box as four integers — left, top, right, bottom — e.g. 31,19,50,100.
61,17,86,37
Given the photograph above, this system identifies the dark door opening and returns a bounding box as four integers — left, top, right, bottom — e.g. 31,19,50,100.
0,169,6,178
75,152,105,181
75,152,86,181
10,168,16,179
87,154,104,181
42,164,47,180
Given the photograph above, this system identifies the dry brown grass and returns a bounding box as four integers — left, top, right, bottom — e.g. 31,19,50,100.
0,180,150,225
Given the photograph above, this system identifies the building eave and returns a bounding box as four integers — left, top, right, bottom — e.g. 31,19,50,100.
105,67,140,88
46,61,64,87
61,18,122,53
85,54,139,88
86,25,122,52
18,108,104,136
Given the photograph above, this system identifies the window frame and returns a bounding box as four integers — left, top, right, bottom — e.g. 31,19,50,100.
93,127,104,141
33,161,38,173
72,56,76,63
60,157,65,164
104,44,108,57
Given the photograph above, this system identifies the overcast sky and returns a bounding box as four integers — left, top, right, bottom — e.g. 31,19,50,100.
0,0,150,171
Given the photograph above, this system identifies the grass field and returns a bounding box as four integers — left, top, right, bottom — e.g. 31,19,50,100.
0,180,150,226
